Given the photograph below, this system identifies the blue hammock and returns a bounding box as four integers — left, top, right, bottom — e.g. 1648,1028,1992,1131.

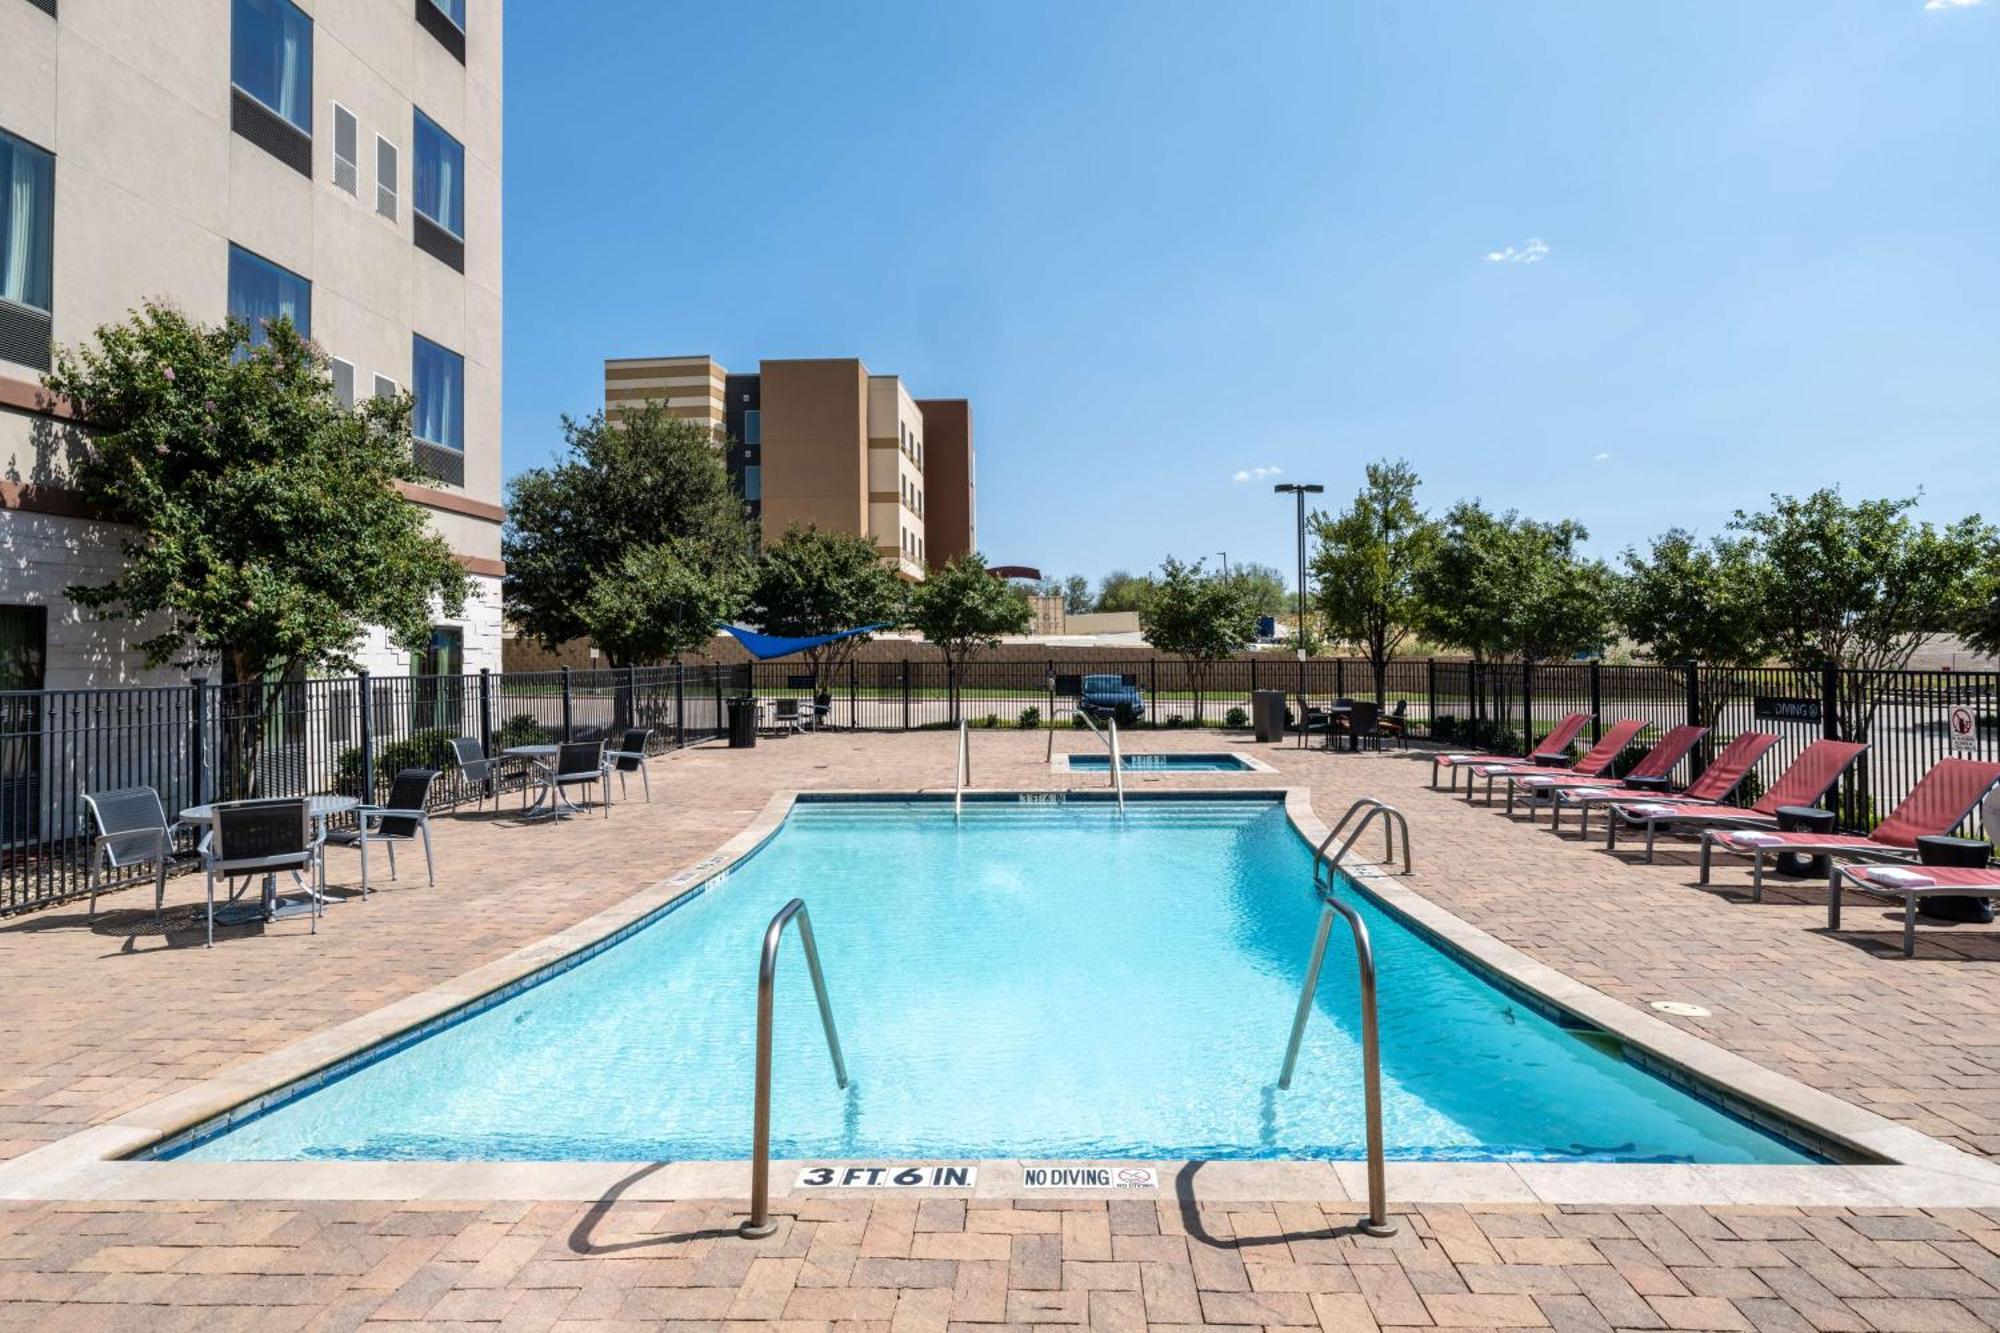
716,622,891,661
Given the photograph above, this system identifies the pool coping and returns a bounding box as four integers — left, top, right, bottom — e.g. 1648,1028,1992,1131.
1050,750,1277,775
2,786,1997,1211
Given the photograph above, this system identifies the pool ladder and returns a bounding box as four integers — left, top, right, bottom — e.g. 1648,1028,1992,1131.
1045,706,1125,813
742,898,848,1239
1277,797,1413,1239
954,719,971,823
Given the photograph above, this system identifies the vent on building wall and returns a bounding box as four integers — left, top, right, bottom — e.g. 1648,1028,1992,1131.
374,374,399,400
24,0,56,17
414,213,465,273
416,0,467,63
332,104,358,195
0,300,53,373
375,137,399,220
231,88,312,178
412,439,465,487
330,357,356,408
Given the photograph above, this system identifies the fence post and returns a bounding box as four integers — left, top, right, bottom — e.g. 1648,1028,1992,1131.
357,670,375,802
189,677,207,807
1820,661,1839,741
625,664,638,732
1520,660,1535,756
1249,656,1258,695
1335,659,1345,699
1683,660,1700,730
560,665,574,741
673,664,686,747
1588,660,1603,743
713,668,723,737
848,660,857,731
1148,660,1158,727
901,660,911,731
1425,659,1436,739
478,668,493,751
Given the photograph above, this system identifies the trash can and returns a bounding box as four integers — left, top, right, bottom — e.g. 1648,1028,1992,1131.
726,695,758,749
1916,835,1994,923
1251,690,1288,743
1774,805,1836,879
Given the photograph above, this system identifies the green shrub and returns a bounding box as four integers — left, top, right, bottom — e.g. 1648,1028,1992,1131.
1165,714,1186,729
1017,706,1041,729
979,713,1001,729
333,728,455,799
1224,706,1249,729
494,712,550,749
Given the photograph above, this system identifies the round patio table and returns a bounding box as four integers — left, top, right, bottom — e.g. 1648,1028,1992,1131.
502,745,562,819
181,795,362,924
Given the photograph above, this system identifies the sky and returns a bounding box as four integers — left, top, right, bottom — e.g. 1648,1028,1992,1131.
502,0,2000,589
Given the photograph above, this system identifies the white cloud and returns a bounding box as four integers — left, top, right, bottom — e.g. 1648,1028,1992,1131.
1592,451,1613,463
1925,0,1979,11
1485,238,1551,264
1232,465,1284,483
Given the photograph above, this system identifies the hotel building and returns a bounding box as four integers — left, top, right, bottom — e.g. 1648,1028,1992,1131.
602,353,976,581
0,0,505,690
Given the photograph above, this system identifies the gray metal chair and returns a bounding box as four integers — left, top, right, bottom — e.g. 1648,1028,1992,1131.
325,768,439,891
602,728,653,803
82,786,185,919
199,798,322,948
449,736,514,814
535,740,608,819
768,699,804,736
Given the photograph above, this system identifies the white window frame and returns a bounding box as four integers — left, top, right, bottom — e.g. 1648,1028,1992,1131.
329,356,355,407
373,373,399,400
375,134,399,221
330,101,358,195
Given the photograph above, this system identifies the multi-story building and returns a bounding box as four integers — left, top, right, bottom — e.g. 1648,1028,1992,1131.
601,352,976,581
0,0,504,690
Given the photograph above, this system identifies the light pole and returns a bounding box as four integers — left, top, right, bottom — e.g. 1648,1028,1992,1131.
1274,483,1323,661
1216,552,1228,577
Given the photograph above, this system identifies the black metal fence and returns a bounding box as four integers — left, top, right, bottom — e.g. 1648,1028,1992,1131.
3,656,1994,915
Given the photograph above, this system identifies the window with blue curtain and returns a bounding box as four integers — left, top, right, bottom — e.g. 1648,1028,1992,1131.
0,129,55,312
427,0,466,31
231,0,313,134
227,244,310,345
412,110,464,238
412,335,463,451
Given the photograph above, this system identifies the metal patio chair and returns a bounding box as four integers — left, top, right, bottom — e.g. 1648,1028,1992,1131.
325,768,440,891
534,740,609,819
602,728,654,803
199,798,322,948
82,786,186,919
767,699,805,737
449,736,516,814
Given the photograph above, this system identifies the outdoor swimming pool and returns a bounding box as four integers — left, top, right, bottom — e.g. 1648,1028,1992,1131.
164,796,1813,1165
1063,752,1257,772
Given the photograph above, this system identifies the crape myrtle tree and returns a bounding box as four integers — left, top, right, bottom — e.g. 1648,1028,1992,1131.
1730,489,1998,743
746,526,907,696
907,555,1032,725
1615,529,1770,748
1310,459,1440,704
579,538,742,668
45,303,468,795
1140,557,1260,724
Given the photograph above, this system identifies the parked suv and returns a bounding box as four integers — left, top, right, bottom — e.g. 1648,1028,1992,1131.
1080,674,1145,725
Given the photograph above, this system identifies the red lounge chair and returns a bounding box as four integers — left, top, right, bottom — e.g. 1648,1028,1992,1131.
1552,731,1781,840
1831,864,2000,957
1603,738,1868,862
1703,757,2000,901
1429,713,1588,792
1468,719,1648,813
1514,724,1709,829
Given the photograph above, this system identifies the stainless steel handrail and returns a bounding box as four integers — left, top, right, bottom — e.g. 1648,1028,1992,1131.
1277,881,1397,1237
742,898,848,1239
1313,797,1412,885
955,719,970,823
1107,715,1126,814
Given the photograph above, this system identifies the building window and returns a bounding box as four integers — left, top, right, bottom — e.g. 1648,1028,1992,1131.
410,625,463,731
231,0,312,135
412,109,464,238
426,0,465,30
412,334,463,450
227,243,311,346
331,103,358,194
0,606,46,691
743,465,761,502
0,129,55,315
417,0,467,63
329,357,355,407
375,136,399,220
373,373,398,400
743,409,760,445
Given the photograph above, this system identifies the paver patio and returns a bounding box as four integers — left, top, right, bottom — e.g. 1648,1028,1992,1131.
4,728,2000,1328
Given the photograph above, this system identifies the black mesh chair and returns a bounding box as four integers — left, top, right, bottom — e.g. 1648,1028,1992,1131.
200,798,320,948
602,728,653,803
82,786,186,919
449,736,514,814
325,768,439,891
1342,700,1384,753
534,740,608,819
1295,695,1336,750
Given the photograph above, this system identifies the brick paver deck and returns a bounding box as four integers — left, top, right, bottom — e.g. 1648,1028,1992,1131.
4,728,2000,1328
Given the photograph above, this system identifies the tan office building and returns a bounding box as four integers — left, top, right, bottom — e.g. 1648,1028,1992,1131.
602,352,977,582
0,0,504,688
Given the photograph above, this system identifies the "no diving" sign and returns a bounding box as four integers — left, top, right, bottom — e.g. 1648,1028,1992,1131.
1022,1166,1158,1190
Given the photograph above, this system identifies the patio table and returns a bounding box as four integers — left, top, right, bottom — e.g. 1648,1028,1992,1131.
502,745,562,819
180,794,361,925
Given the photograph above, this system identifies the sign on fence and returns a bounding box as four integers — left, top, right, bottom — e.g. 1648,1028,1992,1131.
1948,704,1979,753
1754,696,1821,724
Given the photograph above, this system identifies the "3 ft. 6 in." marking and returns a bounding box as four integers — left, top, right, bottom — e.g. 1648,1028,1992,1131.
795,1165,976,1189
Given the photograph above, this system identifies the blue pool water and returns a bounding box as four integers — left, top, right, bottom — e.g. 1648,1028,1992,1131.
170,798,1811,1164
1067,753,1255,772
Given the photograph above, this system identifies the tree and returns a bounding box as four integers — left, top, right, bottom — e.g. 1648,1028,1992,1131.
1508,518,1617,666
1413,501,1516,686
1060,575,1093,615
1616,529,1769,728
504,402,749,665
1140,556,1259,723
1310,459,1439,702
1226,562,1290,616
46,304,468,791
1095,570,1157,614
907,555,1032,723
580,540,741,667
746,526,906,687
1968,593,2000,660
